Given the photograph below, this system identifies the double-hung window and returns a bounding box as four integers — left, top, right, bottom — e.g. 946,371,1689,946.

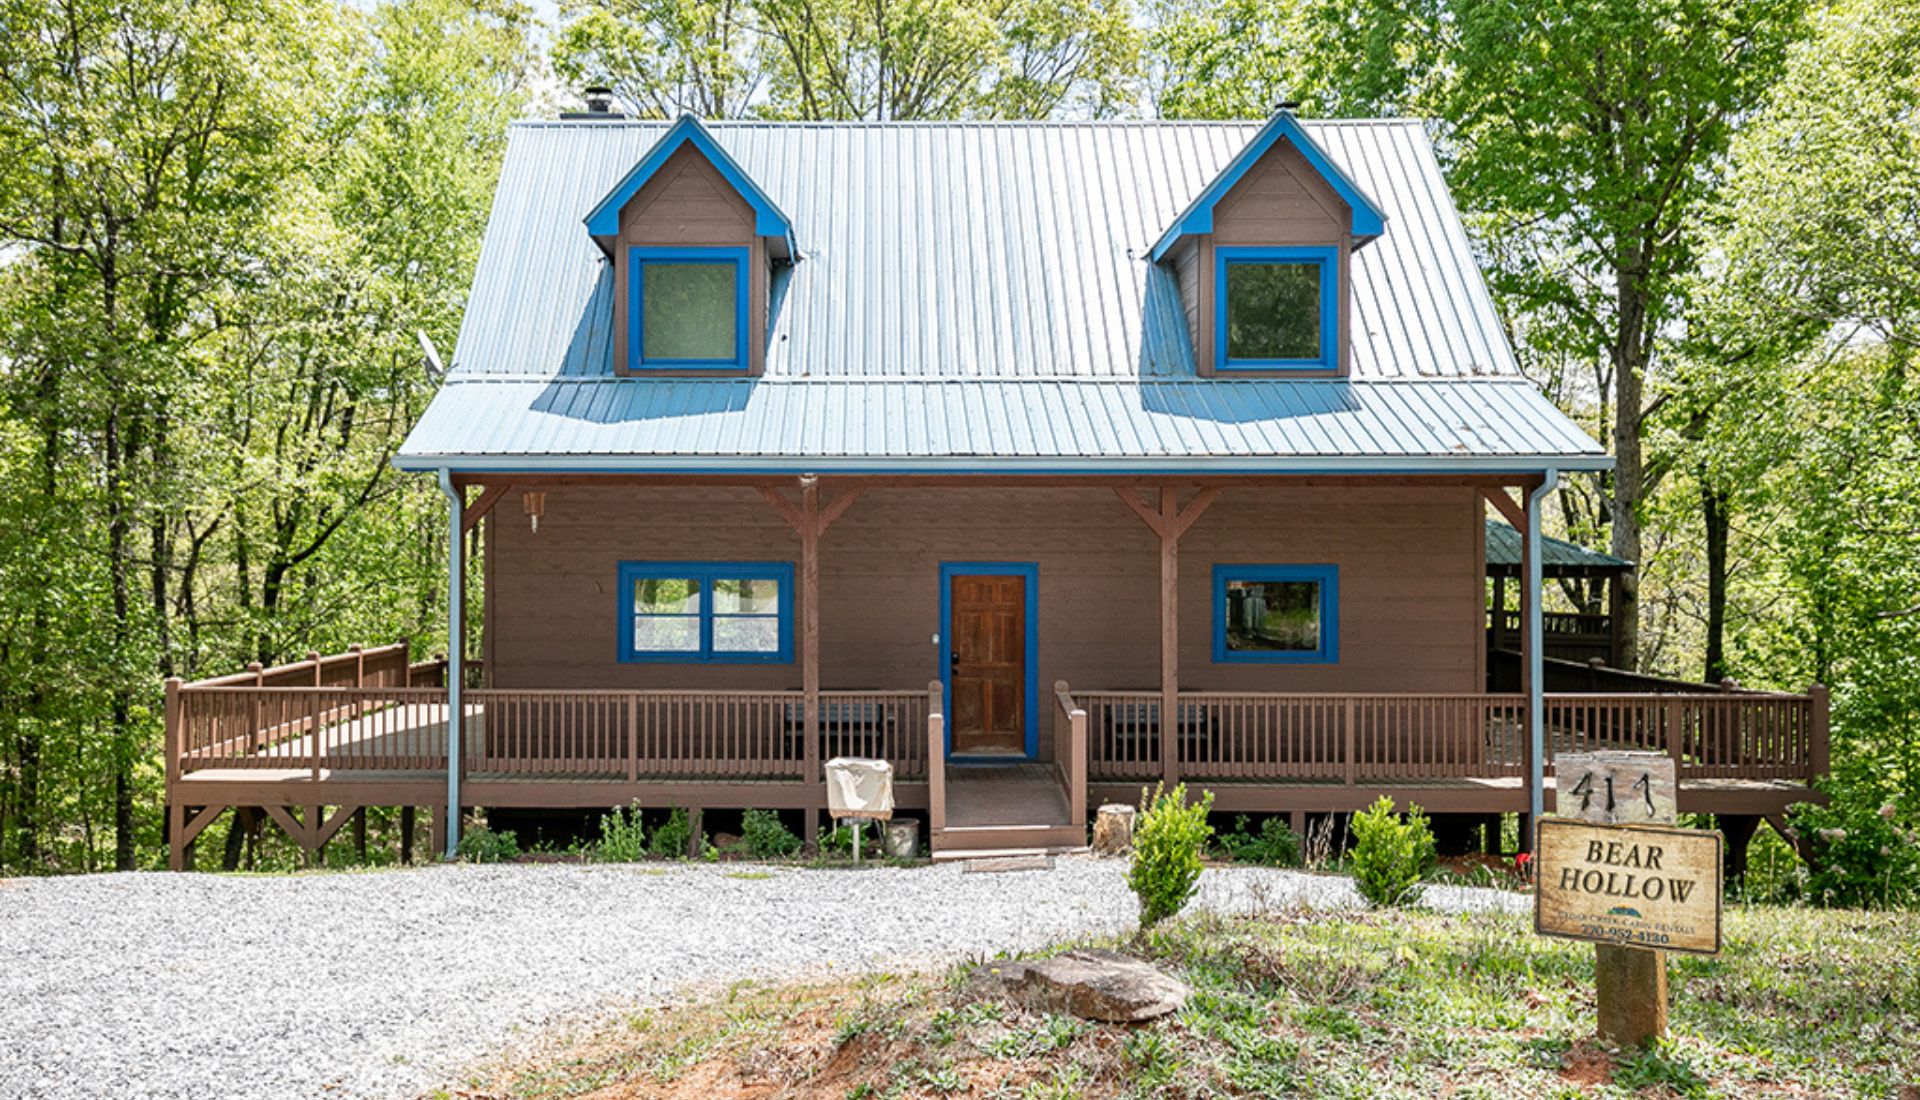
1213,564,1339,664
628,246,750,370
1215,246,1338,372
618,561,793,663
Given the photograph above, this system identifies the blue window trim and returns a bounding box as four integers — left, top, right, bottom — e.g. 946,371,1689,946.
617,560,793,664
628,246,751,372
1212,563,1340,665
1215,246,1340,373
937,561,1040,760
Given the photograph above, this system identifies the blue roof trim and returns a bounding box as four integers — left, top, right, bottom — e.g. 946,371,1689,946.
583,115,796,252
1150,111,1387,263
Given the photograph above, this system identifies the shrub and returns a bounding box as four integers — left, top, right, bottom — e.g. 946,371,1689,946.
1216,815,1300,867
456,824,520,864
1349,797,1437,908
1127,784,1215,927
649,807,694,859
1786,795,1920,909
590,802,647,863
741,808,802,858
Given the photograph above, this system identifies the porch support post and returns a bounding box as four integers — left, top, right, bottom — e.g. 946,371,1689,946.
436,468,464,860
1158,490,1179,787
1115,485,1219,789
761,477,861,791
800,477,821,787
1524,470,1559,838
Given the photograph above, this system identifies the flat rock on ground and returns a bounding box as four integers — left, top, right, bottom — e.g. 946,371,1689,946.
0,859,1524,1100
998,948,1189,1021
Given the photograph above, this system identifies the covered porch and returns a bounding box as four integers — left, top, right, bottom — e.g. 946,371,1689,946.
165,648,1828,868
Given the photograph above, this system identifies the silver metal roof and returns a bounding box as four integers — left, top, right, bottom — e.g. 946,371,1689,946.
448,119,1518,382
394,377,1608,472
402,118,1608,472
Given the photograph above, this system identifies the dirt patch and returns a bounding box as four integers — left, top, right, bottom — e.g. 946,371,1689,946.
1559,1039,1614,1088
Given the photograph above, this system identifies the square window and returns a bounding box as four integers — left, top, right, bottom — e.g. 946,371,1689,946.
1214,247,1338,371
1213,565,1339,664
630,248,749,370
619,562,792,663
1226,262,1322,361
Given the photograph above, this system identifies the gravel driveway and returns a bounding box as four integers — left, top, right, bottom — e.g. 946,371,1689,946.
0,859,1524,1100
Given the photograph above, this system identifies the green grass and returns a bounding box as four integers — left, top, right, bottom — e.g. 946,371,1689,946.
456,904,1920,1099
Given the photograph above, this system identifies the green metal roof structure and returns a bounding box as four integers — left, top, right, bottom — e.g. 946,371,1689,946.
1484,519,1632,578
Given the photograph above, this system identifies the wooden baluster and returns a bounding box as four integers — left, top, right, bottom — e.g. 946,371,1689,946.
1344,696,1357,787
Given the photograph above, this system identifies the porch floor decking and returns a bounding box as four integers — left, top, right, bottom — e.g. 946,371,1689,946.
945,764,1071,829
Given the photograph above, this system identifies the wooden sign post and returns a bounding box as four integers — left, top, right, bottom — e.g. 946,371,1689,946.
1538,751,1722,1048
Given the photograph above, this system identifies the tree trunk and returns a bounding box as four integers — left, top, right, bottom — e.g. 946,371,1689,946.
1702,475,1729,682
1608,241,1655,672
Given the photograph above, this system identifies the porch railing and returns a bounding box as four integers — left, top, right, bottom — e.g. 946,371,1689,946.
167,646,1827,791
170,645,937,783
1080,688,1826,785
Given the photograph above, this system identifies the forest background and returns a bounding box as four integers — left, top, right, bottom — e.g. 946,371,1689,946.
0,0,1913,894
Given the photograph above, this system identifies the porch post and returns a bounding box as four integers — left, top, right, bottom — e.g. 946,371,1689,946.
800,476,821,787
436,469,464,860
1523,470,1559,837
1114,486,1219,790
761,477,861,789
1158,488,1179,788
1491,575,1508,650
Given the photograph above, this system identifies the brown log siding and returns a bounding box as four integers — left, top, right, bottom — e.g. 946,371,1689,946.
483,484,1485,760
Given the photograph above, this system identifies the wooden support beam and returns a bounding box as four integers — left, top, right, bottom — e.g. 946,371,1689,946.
757,486,805,532
461,482,513,534
261,804,310,850
1113,486,1221,789
761,478,858,790
314,805,360,850
180,805,225,850
1158,488,1180,786
1171,486,1220,538
1112,488,1168,538
816,487,863,534
1482,486,1526,530
800,478,822,787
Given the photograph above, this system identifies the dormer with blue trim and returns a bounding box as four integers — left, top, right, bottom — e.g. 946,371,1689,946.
1153,111,1387,378
586,115,795,376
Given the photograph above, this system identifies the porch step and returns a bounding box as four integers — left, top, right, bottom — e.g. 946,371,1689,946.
930,823,1088,855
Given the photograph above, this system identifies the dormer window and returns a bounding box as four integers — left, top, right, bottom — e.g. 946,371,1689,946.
630,247,749,370
1217,246,1337,372
586,115,795,378
1152,111,1386,378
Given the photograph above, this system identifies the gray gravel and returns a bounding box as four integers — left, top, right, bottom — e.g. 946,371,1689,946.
0,859,1524,1100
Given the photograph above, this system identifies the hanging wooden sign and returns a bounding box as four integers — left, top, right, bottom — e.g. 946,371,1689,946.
1534,817,1723,956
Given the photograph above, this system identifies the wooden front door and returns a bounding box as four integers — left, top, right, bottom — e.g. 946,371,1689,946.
948,573,1027,756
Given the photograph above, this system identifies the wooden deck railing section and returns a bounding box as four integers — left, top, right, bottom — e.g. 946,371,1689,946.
171,643,941,784
1080,688,1826,785
1052,682,1088,828
167,645,1828,794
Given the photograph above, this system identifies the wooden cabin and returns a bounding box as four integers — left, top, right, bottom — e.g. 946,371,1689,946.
163,111,1826,869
